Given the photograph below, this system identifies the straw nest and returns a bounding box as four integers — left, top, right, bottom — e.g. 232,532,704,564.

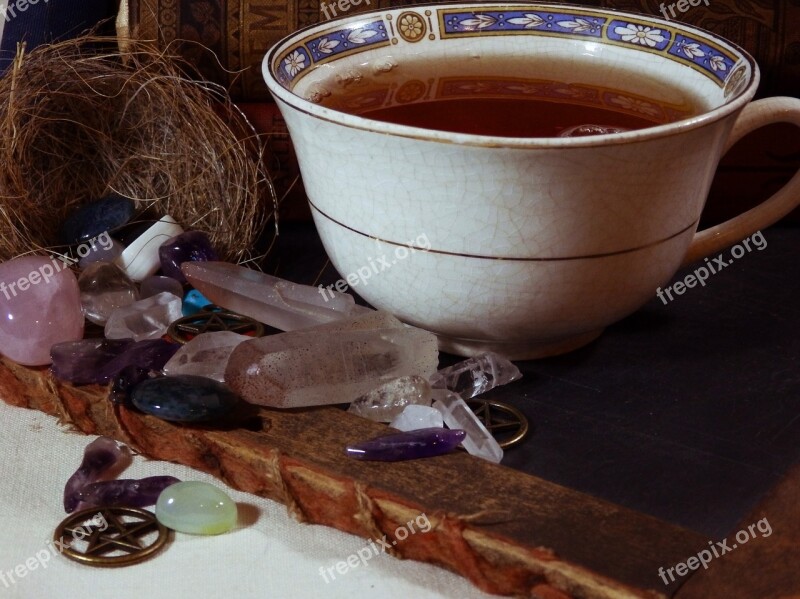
0,36,275,263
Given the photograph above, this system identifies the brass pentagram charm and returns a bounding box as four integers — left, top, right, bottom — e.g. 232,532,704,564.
466,399,529,448
54,507,169,567
167,307,265,344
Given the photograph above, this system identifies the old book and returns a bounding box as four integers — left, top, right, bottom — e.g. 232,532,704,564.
123,0,799,102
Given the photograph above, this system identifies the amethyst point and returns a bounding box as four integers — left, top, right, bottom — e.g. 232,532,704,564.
345,427,465,462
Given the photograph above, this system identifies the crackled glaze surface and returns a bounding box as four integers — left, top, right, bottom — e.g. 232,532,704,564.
261,3,791,358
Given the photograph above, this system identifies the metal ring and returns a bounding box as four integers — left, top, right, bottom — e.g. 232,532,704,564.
466,399,529,448
167,308,265,344
54,507,169,567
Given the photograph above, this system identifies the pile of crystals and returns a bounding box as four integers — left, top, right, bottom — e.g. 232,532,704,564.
346,352,521,463
65,436,237,535
0,194,524,464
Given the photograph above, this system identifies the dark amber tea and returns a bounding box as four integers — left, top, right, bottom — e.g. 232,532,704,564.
359,97,664,137
319,59,700,138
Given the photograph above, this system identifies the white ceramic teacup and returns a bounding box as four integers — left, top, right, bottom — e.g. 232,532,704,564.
263,2,800,359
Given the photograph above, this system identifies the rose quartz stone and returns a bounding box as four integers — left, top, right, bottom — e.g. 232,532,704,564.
0,256,84,365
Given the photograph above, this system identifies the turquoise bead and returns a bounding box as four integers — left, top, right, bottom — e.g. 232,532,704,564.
155,481,237,535
182,289,213,316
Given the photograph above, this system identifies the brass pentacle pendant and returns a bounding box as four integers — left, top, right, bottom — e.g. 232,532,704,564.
466,399,529,448
167,307,265,344
54,507,169,567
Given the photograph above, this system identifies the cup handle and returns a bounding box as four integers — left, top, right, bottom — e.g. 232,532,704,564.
682,96,800,265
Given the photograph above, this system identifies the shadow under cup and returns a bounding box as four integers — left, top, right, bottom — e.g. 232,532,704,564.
263,3,758,359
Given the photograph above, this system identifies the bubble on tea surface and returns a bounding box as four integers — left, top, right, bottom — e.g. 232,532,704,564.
558,124,630,137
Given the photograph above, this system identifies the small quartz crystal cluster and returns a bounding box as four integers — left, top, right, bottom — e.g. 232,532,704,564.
1,193,525,467
346,352,521,463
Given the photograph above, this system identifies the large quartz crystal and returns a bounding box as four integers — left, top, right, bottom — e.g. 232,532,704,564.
347,375,432,422
182,261,371,331
432,390,504,463
163,331,250,382
429,352,522,399
345,428,465,461
225,315,438,408
105,291,183,341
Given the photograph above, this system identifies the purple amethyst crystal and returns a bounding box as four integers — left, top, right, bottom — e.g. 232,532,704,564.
64,437,132,512
159,231,219,283
345,427,465,462
74,476,181,511
52,338,180,386
51,339,135,385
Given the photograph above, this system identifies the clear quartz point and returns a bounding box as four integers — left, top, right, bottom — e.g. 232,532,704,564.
163,331,250,382
182,261,372,331
104,292,183,341
432,389,503,463
429,352,522,399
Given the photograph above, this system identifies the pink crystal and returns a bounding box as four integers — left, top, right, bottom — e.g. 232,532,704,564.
0,256,84,365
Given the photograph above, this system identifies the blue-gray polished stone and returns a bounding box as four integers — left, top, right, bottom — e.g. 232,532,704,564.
60,194,136,245
131,375,240,423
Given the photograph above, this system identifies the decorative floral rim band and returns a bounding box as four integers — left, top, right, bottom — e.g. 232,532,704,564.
271,3,746,91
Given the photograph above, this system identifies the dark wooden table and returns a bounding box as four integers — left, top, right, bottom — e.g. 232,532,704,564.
265,222,800,597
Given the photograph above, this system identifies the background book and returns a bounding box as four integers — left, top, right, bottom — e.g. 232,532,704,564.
123,0,800,225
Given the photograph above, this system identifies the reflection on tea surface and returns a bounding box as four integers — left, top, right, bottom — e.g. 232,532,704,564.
316,57,701,137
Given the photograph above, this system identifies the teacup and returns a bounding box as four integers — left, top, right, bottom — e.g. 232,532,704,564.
263,2,800,359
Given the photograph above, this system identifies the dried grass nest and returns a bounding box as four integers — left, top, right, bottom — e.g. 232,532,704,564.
0,36,275,263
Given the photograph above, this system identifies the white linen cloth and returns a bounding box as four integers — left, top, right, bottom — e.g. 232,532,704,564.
0,400,495,599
